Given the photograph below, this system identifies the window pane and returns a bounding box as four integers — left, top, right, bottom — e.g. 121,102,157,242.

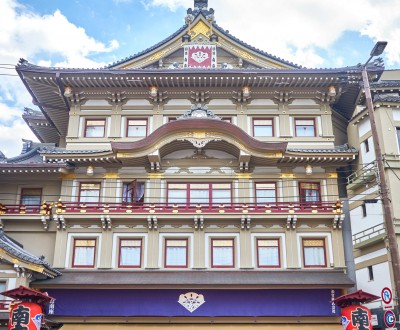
397,128,400,151
80,183,101,203
190,189,209,205
127,120,147,137
73,240,95,267
120,247,141,266
300,183,320,203
213,247,233,266
21,188,42,205
256,184,276,203
168,190,186,204
304,247,325,266
254,126,273,137
86,120,105,137
295,120,315,137
166,240,187,267
212,190,231,204
258,246,279,266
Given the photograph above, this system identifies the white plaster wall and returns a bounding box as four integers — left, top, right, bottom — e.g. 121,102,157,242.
360,136,376,165
356,262,392,309
358,118,371,137
350,202,384,235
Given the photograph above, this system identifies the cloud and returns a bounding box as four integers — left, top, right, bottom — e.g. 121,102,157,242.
146,0,400,67
0,0,119,158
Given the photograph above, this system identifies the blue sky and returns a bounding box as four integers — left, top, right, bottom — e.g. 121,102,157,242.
1,0,400,157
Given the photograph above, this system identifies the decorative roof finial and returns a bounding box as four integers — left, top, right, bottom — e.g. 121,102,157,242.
194,0,208,10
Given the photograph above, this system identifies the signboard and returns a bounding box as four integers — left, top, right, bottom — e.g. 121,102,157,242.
382,287,393,305
341,305,373,330
8,302,42,330
371,314,378,326
184,45,217,68
384,310,396,328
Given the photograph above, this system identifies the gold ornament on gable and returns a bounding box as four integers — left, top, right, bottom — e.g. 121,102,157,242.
190,21,211,38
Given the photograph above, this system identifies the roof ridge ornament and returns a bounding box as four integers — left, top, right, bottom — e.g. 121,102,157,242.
187,0,214,19
177,104,221,120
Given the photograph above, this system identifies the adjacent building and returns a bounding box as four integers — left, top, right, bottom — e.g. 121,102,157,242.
0,1,387,329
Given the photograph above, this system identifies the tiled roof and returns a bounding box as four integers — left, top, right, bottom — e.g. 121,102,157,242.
287,144,357,154
371,80,400,88
0,230,61,276
32,269,354,287
43,149,111,155
374,94,400,103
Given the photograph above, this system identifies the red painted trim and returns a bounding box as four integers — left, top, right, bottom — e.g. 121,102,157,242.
164,238,188,268
111,119,288,153
256,238,281,268
302,238,327,268
211,238,235,268
294,118,316,137
78,182,101,203
84,118,106,138
72,238,96,268
118,238,142,268
126,118,148,137
252,118,274,137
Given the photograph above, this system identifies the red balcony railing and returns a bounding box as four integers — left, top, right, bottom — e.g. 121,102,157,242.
0,201,343,215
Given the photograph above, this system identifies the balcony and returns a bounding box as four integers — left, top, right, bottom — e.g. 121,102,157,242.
347,161,377,191
0,201,343,216
353,223,386,248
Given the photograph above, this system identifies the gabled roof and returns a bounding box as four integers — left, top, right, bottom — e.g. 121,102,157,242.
22,108,59,144
0,230,61,278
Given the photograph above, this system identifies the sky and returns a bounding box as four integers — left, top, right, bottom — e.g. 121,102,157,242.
1,0,400,158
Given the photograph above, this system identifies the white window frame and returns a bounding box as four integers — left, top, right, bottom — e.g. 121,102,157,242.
251,233,287,268
158,233,194,269
112,233,148,268
296,232,333,268
65,233,102,268
205,233,240,269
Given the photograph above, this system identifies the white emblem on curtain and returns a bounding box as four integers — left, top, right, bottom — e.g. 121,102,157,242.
191,51,209,64
178,292,206,313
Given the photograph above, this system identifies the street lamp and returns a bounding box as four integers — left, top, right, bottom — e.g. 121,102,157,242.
361,41,400,302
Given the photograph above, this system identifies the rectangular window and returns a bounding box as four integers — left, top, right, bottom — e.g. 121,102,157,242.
299,182,320,203
253,119,274,137
255,183,276,204
295,119,316,137
119,239,142,268
167,183,231,206
364,139,370,153
72,239,96,268
20,188,42,205
368,265,374,281
79,183,101,203
397,128,400,151
212,239,234,268
122,181,145,203
85,119,105,138
257,239,280,268
165,239,188,268
303,239,326,268
361,203,367,217
127,119,147,137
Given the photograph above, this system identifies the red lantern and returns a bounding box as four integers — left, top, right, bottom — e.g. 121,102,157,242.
341,305,372,330
8,302,42,330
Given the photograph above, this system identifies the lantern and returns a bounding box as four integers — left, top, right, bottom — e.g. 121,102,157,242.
8,302,42,330
341,305,372,330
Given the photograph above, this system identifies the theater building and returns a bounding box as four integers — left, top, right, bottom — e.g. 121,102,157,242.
0,0,386,329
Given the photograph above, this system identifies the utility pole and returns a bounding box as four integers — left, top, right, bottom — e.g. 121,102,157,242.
362,41,400,301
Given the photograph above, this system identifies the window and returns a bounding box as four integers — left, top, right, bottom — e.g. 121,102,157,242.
85,119,105,138
119,239,142,268
165,239,188,268
253,119,273,137
361,203,367,217
167,183,231,206
257,239,280,268
79,183,101,203
302,239,326,267
72,239,96,268
122,181,145,204
255,183,276,204
211,239,234,268
364,139,370,153
397,128,400,151
299,182,320,203
20,188,42,205
295,119,316,137
368,265,374,281
127,119,147,137
221,117,232,123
